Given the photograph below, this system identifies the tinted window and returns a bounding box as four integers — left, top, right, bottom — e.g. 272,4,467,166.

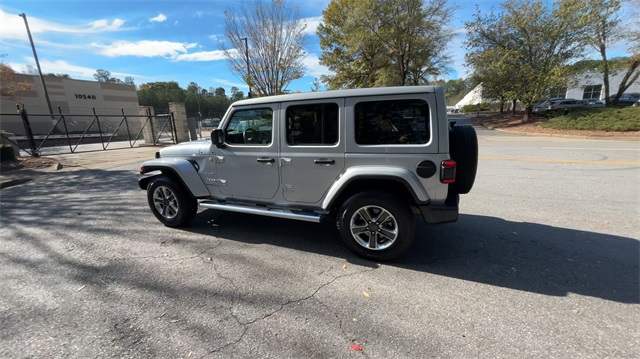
355,99,429,145
225,108,273,145
286,103,339,146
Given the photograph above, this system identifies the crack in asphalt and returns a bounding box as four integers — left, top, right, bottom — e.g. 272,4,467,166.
201,264,380,357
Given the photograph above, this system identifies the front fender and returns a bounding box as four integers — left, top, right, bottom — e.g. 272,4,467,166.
140,158,210,198
320,166,430,210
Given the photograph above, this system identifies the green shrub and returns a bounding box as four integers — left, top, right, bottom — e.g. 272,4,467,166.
539,107,640,131
460,103,492,113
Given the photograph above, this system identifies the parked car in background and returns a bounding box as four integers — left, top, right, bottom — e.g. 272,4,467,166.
547,99,589,111
584,99,605,108
608,93,640,107
533,98,565,112
201,118,221,128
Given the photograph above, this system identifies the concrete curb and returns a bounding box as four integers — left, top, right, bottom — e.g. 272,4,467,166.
478,122,640,141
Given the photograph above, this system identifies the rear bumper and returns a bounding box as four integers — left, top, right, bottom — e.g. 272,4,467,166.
419,193,459,224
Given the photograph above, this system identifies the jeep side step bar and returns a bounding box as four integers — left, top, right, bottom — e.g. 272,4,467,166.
198,201,323,223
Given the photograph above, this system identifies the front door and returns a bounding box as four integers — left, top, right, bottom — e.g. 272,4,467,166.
279,100,345,204
214,105,279,200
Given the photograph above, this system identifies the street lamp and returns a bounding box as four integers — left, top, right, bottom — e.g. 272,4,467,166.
240,37,252,98
19,13,54,118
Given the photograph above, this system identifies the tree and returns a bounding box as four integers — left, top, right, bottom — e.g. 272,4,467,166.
230,86,245,101
93,69,135,85
583,0,621,104
222,0,307,96
214,87,227,98
0,63,32,100
465,0,591,120
47,73,71,79
317,0,455,89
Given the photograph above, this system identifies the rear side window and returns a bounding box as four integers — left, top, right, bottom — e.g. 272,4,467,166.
355,99,429,145
286,103,339,146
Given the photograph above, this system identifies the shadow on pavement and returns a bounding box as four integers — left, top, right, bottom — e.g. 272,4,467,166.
189,209,639,304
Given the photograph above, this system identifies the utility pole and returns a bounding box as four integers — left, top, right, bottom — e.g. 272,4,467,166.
19,13,54,118
241,37,252,98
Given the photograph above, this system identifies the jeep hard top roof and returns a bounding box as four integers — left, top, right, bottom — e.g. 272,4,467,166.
231,86,441,107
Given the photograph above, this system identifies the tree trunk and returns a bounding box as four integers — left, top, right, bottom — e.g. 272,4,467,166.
512,99,517,115
523,106,532,122
600,42,610,105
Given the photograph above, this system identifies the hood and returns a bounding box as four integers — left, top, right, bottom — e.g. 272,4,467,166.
159,140,210,157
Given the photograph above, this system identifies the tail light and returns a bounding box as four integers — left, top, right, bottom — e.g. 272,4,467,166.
440,160,456,184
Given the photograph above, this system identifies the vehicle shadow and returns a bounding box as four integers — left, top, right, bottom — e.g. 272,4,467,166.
188,209,639,304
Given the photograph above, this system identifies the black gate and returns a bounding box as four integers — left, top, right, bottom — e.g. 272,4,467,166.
0,105,176,157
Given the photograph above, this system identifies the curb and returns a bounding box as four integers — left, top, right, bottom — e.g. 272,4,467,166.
478,122,640,141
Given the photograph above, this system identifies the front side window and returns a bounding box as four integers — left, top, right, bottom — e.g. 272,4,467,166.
225,108,273,145
286,103,339,146
355,99,429,145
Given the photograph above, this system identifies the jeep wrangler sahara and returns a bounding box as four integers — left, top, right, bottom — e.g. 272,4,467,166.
139,86,478,260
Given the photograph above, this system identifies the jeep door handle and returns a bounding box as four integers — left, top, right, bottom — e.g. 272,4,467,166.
314,159,335,165
257,157,275,164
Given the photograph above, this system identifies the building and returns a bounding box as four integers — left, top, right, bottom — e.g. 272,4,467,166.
0,74,139,136
455,70,640,109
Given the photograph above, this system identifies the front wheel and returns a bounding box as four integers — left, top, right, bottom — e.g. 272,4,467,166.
147,176,197,227
337,192,415,261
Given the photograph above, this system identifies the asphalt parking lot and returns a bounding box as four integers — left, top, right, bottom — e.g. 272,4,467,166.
1,125,638,358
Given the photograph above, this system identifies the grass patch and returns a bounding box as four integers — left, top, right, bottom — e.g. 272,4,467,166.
539,107,640,131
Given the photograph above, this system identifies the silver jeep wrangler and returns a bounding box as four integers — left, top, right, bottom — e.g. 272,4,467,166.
139,86,477,260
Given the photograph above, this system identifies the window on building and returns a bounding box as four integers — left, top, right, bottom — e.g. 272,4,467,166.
582,85,602,100
355,99,429,145
285,103,339,146
549,87,567,99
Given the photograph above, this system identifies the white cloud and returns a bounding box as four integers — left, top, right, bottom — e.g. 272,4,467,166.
9,58,140,80
302,16,323,35
92,40,197,58
175,50,227,62
195,11,204,18
213,78,248,89
0,9,126,41
89,18,126,31
302,53,331,78
150,14,167,23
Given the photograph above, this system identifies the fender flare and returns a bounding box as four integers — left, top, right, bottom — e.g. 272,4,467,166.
321,166,430,211
139,158,210,198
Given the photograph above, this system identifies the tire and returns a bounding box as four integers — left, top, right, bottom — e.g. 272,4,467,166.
449,125,478,194
336,192,415,261
147,176,197,227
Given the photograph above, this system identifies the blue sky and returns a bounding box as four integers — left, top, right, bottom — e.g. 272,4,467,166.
0,0,634,94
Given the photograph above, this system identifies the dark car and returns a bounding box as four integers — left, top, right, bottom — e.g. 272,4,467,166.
608,93,640,107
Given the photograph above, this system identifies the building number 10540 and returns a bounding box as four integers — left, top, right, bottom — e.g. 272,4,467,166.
75,94,96,100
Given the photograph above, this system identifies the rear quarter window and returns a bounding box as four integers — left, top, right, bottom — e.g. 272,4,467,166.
354,99,429,145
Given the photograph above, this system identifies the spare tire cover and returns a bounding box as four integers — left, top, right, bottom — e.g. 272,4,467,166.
448,125,478,194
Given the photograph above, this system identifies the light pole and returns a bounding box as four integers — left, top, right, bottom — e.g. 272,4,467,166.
19,13,54,118
240,37,252,98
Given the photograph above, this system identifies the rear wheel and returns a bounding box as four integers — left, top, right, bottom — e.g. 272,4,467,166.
337,192,415,261
147,176,197,227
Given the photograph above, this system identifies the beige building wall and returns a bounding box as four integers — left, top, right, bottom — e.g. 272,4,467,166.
0,74,139,136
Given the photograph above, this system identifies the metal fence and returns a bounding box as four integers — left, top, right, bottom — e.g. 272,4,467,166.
0,105,176,157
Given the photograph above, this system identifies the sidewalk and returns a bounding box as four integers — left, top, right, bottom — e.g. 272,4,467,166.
0,144,162,189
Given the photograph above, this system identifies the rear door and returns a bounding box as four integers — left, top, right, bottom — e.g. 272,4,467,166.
279,100,345,204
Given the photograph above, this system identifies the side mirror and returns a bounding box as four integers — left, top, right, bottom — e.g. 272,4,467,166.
211,128,225,148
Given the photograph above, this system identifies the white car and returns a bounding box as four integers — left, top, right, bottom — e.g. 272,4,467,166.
548,99,589,110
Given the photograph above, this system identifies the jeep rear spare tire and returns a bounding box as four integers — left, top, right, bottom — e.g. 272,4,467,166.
337,192,415,261
449,125,478,194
